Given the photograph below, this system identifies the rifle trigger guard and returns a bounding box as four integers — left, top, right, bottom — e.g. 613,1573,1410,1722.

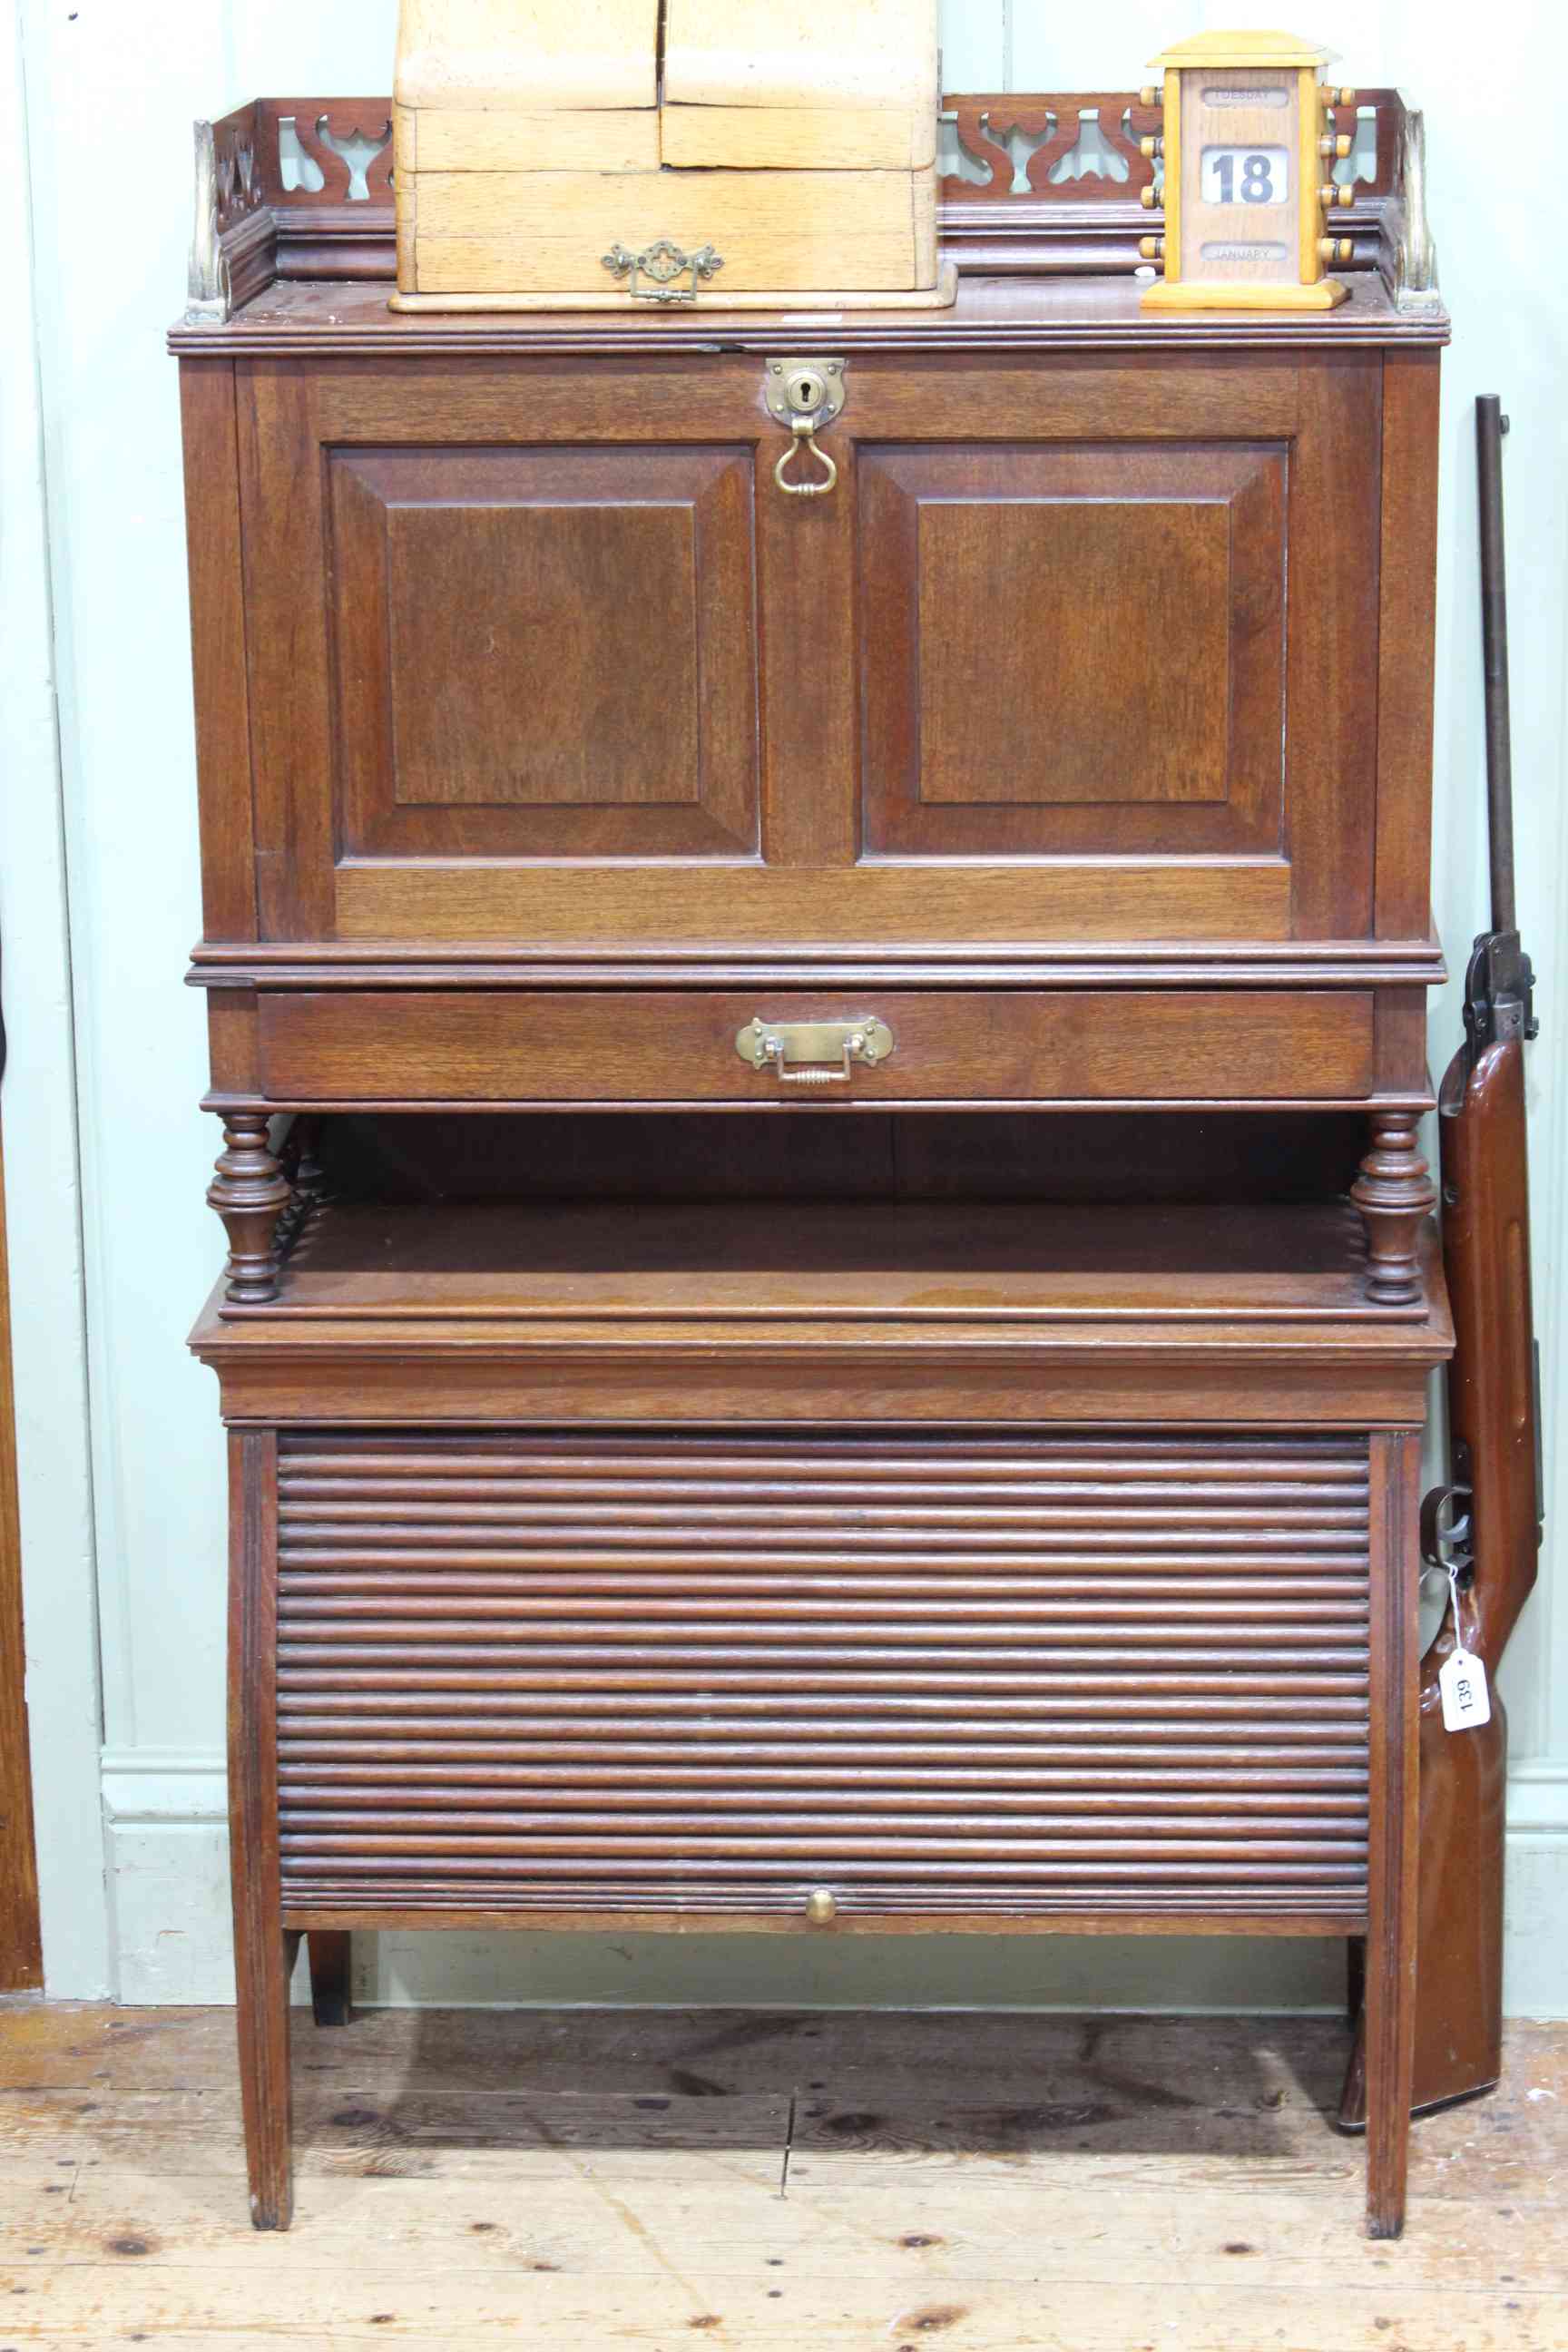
1421,1482,1475,1580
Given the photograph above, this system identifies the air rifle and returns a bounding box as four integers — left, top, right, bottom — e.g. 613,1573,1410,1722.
1342,394,1544,2125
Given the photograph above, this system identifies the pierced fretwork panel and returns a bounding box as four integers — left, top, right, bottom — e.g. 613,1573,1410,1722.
201,90,1399,221
938,89,1397,206
257,102,394,206
210,106,262,235
941,94,1161,200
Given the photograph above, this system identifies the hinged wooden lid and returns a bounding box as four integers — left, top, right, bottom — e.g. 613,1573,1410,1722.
396,0,662,113
662,0,938,171
663,0,937,115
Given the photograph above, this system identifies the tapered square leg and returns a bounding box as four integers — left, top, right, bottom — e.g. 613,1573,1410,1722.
309,1929,354,2028
1365,1431,1420,2237
229,1429,294,2230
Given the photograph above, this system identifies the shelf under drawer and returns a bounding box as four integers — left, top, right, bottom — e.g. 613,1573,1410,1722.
262,1199,1406,1325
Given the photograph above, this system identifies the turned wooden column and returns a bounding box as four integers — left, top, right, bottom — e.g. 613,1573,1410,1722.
209,1116,291,1306
1353,1116,1438,1307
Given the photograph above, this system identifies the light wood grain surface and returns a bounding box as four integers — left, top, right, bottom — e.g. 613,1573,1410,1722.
1,2002,1563,2345
663,0,937,115
395,0,662,112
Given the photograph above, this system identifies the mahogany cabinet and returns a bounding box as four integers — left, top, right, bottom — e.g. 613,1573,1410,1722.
176,90,1451,2236
186,289,1446,1299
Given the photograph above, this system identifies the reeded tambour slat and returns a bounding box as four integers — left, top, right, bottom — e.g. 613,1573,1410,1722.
275,1427,1372,1920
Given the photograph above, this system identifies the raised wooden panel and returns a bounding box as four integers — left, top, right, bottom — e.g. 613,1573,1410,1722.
859,444,1287,857
919,499,1230,803
328,445,759,859
385,504,701,807
255,987,1375,1105
272,1426,1373,1921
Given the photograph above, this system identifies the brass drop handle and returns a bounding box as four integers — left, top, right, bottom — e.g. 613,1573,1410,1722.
776,417,838,499
766,357,847,502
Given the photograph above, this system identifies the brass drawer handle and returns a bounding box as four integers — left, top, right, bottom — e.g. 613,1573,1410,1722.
602,239,724,305
736,1016,895,1086
806,1887,838,1927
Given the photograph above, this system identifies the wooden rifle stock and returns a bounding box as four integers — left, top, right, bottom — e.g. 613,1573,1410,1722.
1342,395,1542,2126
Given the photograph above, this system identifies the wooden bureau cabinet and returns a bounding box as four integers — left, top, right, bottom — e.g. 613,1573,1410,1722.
178,90,1450,2236
193,318,1443,1301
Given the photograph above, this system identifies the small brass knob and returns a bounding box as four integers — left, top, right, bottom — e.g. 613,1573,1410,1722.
1138,235,1165,261
1318,236,1338,263
1319,132,1353,158
1334,85,1357,107
1338,236,1355,264
1140,184,1159,211
1320,182,1354,210
1140,134,1162,160
806,1887,838,1927
1140,84,1160,107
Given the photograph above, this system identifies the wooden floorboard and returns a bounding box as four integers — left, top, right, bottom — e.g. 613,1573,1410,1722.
0,2004,1563,2346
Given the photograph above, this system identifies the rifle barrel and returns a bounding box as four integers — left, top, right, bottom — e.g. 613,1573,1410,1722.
1476,395,1515,936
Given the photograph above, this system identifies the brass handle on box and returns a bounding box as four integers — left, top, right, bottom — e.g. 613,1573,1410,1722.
775,416,838,499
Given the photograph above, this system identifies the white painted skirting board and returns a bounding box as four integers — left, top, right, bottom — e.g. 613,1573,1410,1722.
98,1755,1568,2015
101,1753,235,2004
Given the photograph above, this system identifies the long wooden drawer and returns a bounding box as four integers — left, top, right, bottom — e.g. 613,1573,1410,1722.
256,990,1375,1105
273,1427,1373,1926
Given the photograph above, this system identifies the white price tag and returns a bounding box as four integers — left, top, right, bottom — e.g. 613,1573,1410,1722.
1439,1647,1492,1733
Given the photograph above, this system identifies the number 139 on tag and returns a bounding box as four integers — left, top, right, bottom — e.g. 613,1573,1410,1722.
1201,146,1289,205
1439,1646,1493,1734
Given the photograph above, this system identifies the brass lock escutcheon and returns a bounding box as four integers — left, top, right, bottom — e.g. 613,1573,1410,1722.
767,358,847,497
603,239,725,304
736,1015,894,1086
